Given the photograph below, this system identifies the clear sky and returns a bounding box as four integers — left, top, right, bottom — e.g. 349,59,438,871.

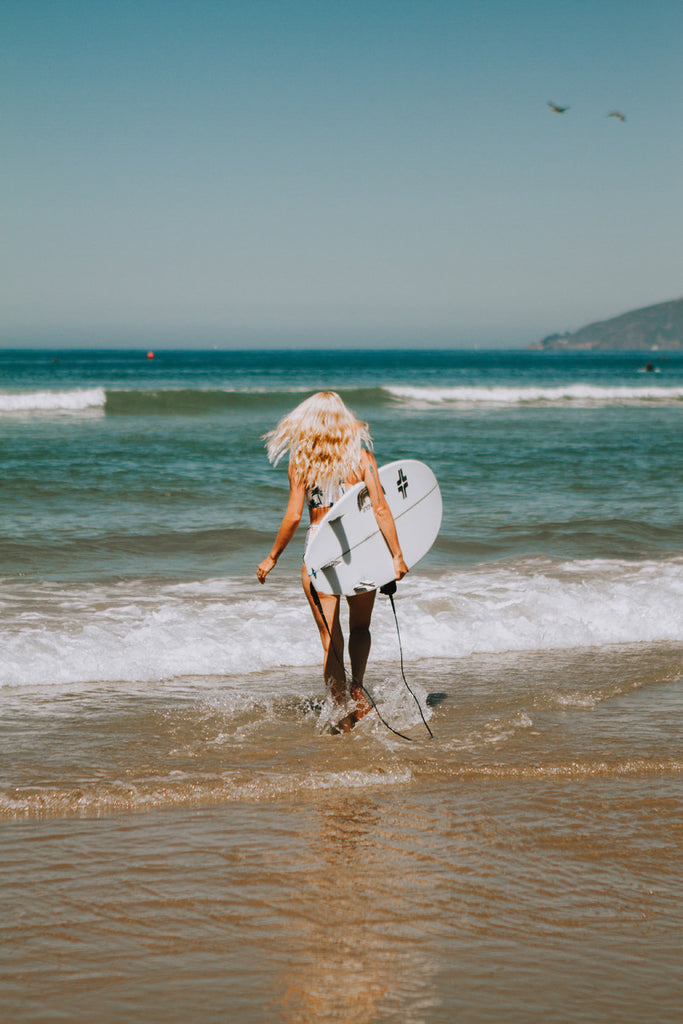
3,0,683,348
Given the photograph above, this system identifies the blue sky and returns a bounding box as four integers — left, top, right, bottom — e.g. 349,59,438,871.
3,0,683,347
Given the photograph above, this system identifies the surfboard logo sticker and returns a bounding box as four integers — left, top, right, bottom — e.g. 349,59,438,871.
357,486,371,512
397,468,408,499
357,483,388,512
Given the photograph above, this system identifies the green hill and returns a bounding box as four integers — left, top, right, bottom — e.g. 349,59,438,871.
530,297,683,351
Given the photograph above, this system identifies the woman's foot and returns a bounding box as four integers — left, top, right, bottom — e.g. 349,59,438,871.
328,688,371,733
329,711,356,734
350,685,372,722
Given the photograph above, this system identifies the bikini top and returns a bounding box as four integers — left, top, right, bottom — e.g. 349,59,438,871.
306,477,347,510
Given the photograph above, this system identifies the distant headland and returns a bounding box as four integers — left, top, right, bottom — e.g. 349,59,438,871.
530,297,683,351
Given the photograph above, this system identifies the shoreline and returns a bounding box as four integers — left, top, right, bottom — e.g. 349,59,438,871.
3,641,681,822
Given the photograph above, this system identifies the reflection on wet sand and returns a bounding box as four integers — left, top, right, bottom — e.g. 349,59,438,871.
278,796,437,1023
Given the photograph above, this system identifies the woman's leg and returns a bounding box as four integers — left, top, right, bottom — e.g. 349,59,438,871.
346,590,376,720
301,564,346,706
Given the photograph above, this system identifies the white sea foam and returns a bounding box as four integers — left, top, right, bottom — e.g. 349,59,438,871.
0,387,106,415
1,558,682,690
386,384,683,407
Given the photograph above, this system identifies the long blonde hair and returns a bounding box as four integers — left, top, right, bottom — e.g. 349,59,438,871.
264,391,372,492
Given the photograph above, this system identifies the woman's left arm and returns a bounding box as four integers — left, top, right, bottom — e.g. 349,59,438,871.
257,465,306,583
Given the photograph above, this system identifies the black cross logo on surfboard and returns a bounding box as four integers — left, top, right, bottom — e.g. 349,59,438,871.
396,468,408,499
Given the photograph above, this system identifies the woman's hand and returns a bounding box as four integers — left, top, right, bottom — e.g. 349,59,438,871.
393,553,409,581
257,555,276,583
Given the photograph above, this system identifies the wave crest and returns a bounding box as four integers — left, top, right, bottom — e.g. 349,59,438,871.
387,384,683,407
0,387,106,415
2,558,682,689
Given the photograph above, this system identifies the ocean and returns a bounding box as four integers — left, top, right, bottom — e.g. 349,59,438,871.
1,347,682,1023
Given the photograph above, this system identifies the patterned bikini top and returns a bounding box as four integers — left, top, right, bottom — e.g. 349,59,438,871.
306,477,347,510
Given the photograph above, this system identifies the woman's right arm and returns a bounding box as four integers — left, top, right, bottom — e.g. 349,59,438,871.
257,465,306,583
361,451,409,581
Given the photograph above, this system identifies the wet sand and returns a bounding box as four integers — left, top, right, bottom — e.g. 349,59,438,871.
2,645,682,1023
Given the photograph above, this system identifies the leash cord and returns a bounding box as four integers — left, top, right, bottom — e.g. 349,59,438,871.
380,582,433,739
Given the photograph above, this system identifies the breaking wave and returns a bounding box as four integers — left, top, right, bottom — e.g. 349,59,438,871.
4,382,683,418
385,384,683,408
0,387,106,415
2,557,682,689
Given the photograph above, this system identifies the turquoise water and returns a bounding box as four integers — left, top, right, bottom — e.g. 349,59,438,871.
2,348,682,689
3,348,683,580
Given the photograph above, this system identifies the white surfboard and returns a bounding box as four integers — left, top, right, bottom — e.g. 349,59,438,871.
304,459,442,596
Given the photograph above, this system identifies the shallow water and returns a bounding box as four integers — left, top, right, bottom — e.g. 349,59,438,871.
2,644,682,1023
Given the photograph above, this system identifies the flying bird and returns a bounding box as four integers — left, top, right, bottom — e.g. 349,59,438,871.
547,102,569,114
607,110,626,121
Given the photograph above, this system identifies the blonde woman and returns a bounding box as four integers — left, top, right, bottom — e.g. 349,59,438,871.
257,391,409,731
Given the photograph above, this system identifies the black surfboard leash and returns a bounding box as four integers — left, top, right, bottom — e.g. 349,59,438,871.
309,580,432,741
379,581,434,739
